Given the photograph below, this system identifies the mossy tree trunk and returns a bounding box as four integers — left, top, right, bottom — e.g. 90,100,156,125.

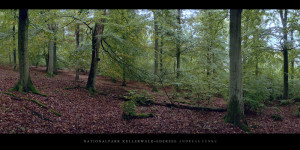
86,10,106,94
224,9,249,132
11,9,39,94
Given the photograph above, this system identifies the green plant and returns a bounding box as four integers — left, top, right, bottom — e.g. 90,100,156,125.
244,97,265,112
120,100,155,120
124,90,155,106
121,100,137,117
271,113,283,121
279,99,293,106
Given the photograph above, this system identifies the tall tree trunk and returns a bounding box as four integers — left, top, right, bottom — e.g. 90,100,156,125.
13,23,17,71
122,62,126,86
160,29,163,75
13,9,17,71
11,9,39,94
53,35,58,74
290,30,294,88
153,11,159,80
47,38,54,77
75,23,80,81
86,10,106,94
225,9,249,132
152,10,159,91
175,9,182,92
280,9,289,99
47,23,57,76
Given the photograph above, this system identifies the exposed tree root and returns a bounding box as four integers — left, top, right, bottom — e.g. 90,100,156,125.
24,106,53,122
1,91,61,117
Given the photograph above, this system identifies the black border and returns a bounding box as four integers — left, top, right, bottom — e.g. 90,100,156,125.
1,133,300,146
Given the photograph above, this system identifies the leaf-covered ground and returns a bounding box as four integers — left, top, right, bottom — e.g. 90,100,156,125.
1,65,300,134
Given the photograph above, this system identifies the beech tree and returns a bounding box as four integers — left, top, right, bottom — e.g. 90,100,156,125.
86,10,106,95
279,9,289,99
11,9,40,94
224,9,249,131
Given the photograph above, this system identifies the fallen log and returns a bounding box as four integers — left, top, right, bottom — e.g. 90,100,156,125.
118,95,226,112
154,102,227,112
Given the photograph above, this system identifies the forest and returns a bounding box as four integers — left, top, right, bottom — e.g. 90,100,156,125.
0,9,299,135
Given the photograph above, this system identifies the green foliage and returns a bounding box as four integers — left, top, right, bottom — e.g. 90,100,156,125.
271,113,283,121
121,100,137,117
279,99,293,106
124,90,155,106
120,100,154,120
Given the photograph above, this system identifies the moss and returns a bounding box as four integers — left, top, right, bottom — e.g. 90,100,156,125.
10,79,47,97
86,87,96,97
224,96,249,132
272,113,283,121
1,92,17,97
45,73,54,77
23,98,48,108
152,85,158,92
49,109,62,117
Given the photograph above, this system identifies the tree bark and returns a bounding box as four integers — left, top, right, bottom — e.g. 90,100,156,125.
75,23,80,81
153,10,159,82
152,10,159,91
175,9,182,92
86,10,106,94
53,34,58,75
13,22,17,71
47,39,54,77
279,9,289,99
11,9,39,94
225,9,249,132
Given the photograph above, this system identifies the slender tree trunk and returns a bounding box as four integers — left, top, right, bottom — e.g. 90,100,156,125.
122,62,126,86
13,23,17,71
11,9,39,94
280,9,289,99
86,10,106,94
53,35,57,74
160,30,163,75
9,47,12,66
47,23,57,76
290,30,294,88
152,10,159,91
47,40,54,77
153,11,159,81
225,9,249,132
75,23,80,81
175,9,182,92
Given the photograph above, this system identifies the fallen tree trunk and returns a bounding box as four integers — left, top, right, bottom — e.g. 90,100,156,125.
154,102,227,112
118,95,226,112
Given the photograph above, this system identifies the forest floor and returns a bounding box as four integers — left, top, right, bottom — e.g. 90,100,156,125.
1,65,300,134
